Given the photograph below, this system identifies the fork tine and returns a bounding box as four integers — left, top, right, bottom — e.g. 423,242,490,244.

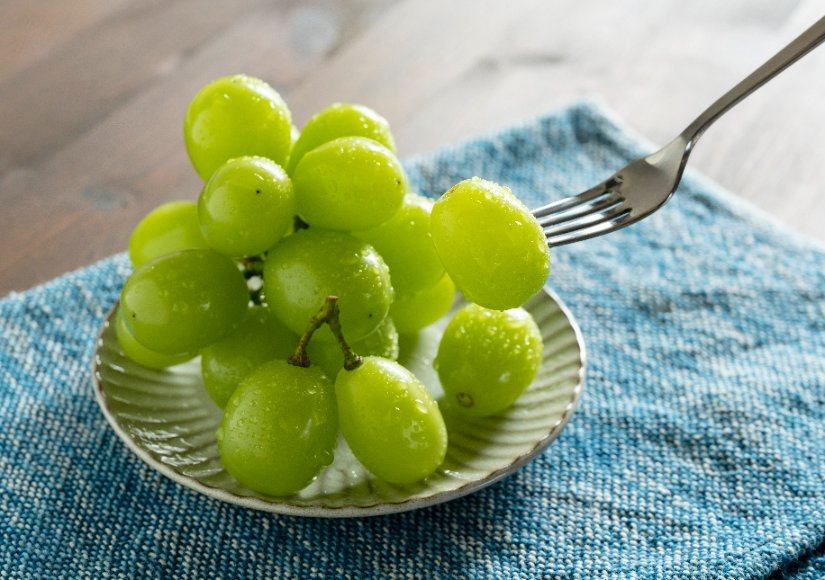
545,202,630,236
544,208,633,246
535,191,624,228
530,181,612,219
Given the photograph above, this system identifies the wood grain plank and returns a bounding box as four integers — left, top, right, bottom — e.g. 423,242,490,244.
0,0,135,76
0,0,273,176
388,0,803,155
285,0,545,132
0,0,395,295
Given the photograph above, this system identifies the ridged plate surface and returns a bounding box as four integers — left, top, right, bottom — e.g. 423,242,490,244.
93,287,585,517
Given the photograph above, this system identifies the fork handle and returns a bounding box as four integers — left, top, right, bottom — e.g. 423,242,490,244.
681,14,825,148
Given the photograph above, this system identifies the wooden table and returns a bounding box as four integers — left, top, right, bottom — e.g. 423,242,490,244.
2,0,824,297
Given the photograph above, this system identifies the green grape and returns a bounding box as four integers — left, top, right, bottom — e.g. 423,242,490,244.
286,103,396,175
355,192,444,295
184,75,292,181
307,317,399,378
431,177,550,310
292,136,407,231
200,305,298,408
128,201,210,268
114,306,194,369
391,273,456,334
435,303,543,417
335,356,447,484
120,249,249,354
263,229,393,342
217,360,337,496
198,156,295,258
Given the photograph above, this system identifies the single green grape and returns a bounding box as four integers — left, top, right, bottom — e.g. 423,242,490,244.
286,103,396,175
120,249,249,354
200,305,298,408
435,303,543,417
128,201,210,268
307,317,399,378
335,356,447,484
390,273,456,334
263,229,393,342
292,136,407,231
184,75,292,181
217,360,338,496
114,306,195,369
198,156,295,258
355,192,444,295
431,177,550,310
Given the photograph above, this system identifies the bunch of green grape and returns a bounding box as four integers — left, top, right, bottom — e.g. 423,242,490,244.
116,74,551,497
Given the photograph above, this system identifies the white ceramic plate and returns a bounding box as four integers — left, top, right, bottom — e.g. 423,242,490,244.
93,287,585,517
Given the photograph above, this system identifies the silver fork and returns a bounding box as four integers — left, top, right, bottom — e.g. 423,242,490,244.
535,14,825,247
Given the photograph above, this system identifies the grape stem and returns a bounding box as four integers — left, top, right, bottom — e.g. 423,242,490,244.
287,296,363,370
327,301,363,371
240,256,266,305
239,256,265,278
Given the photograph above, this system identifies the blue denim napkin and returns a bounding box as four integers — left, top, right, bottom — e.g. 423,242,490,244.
1,101,824,579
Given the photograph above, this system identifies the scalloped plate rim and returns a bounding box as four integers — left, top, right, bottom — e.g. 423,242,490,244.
92,285,586,518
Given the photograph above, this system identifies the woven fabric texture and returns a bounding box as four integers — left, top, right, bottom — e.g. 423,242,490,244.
1,101,824,579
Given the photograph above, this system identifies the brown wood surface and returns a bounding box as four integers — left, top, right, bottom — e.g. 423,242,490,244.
2,0,824,297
